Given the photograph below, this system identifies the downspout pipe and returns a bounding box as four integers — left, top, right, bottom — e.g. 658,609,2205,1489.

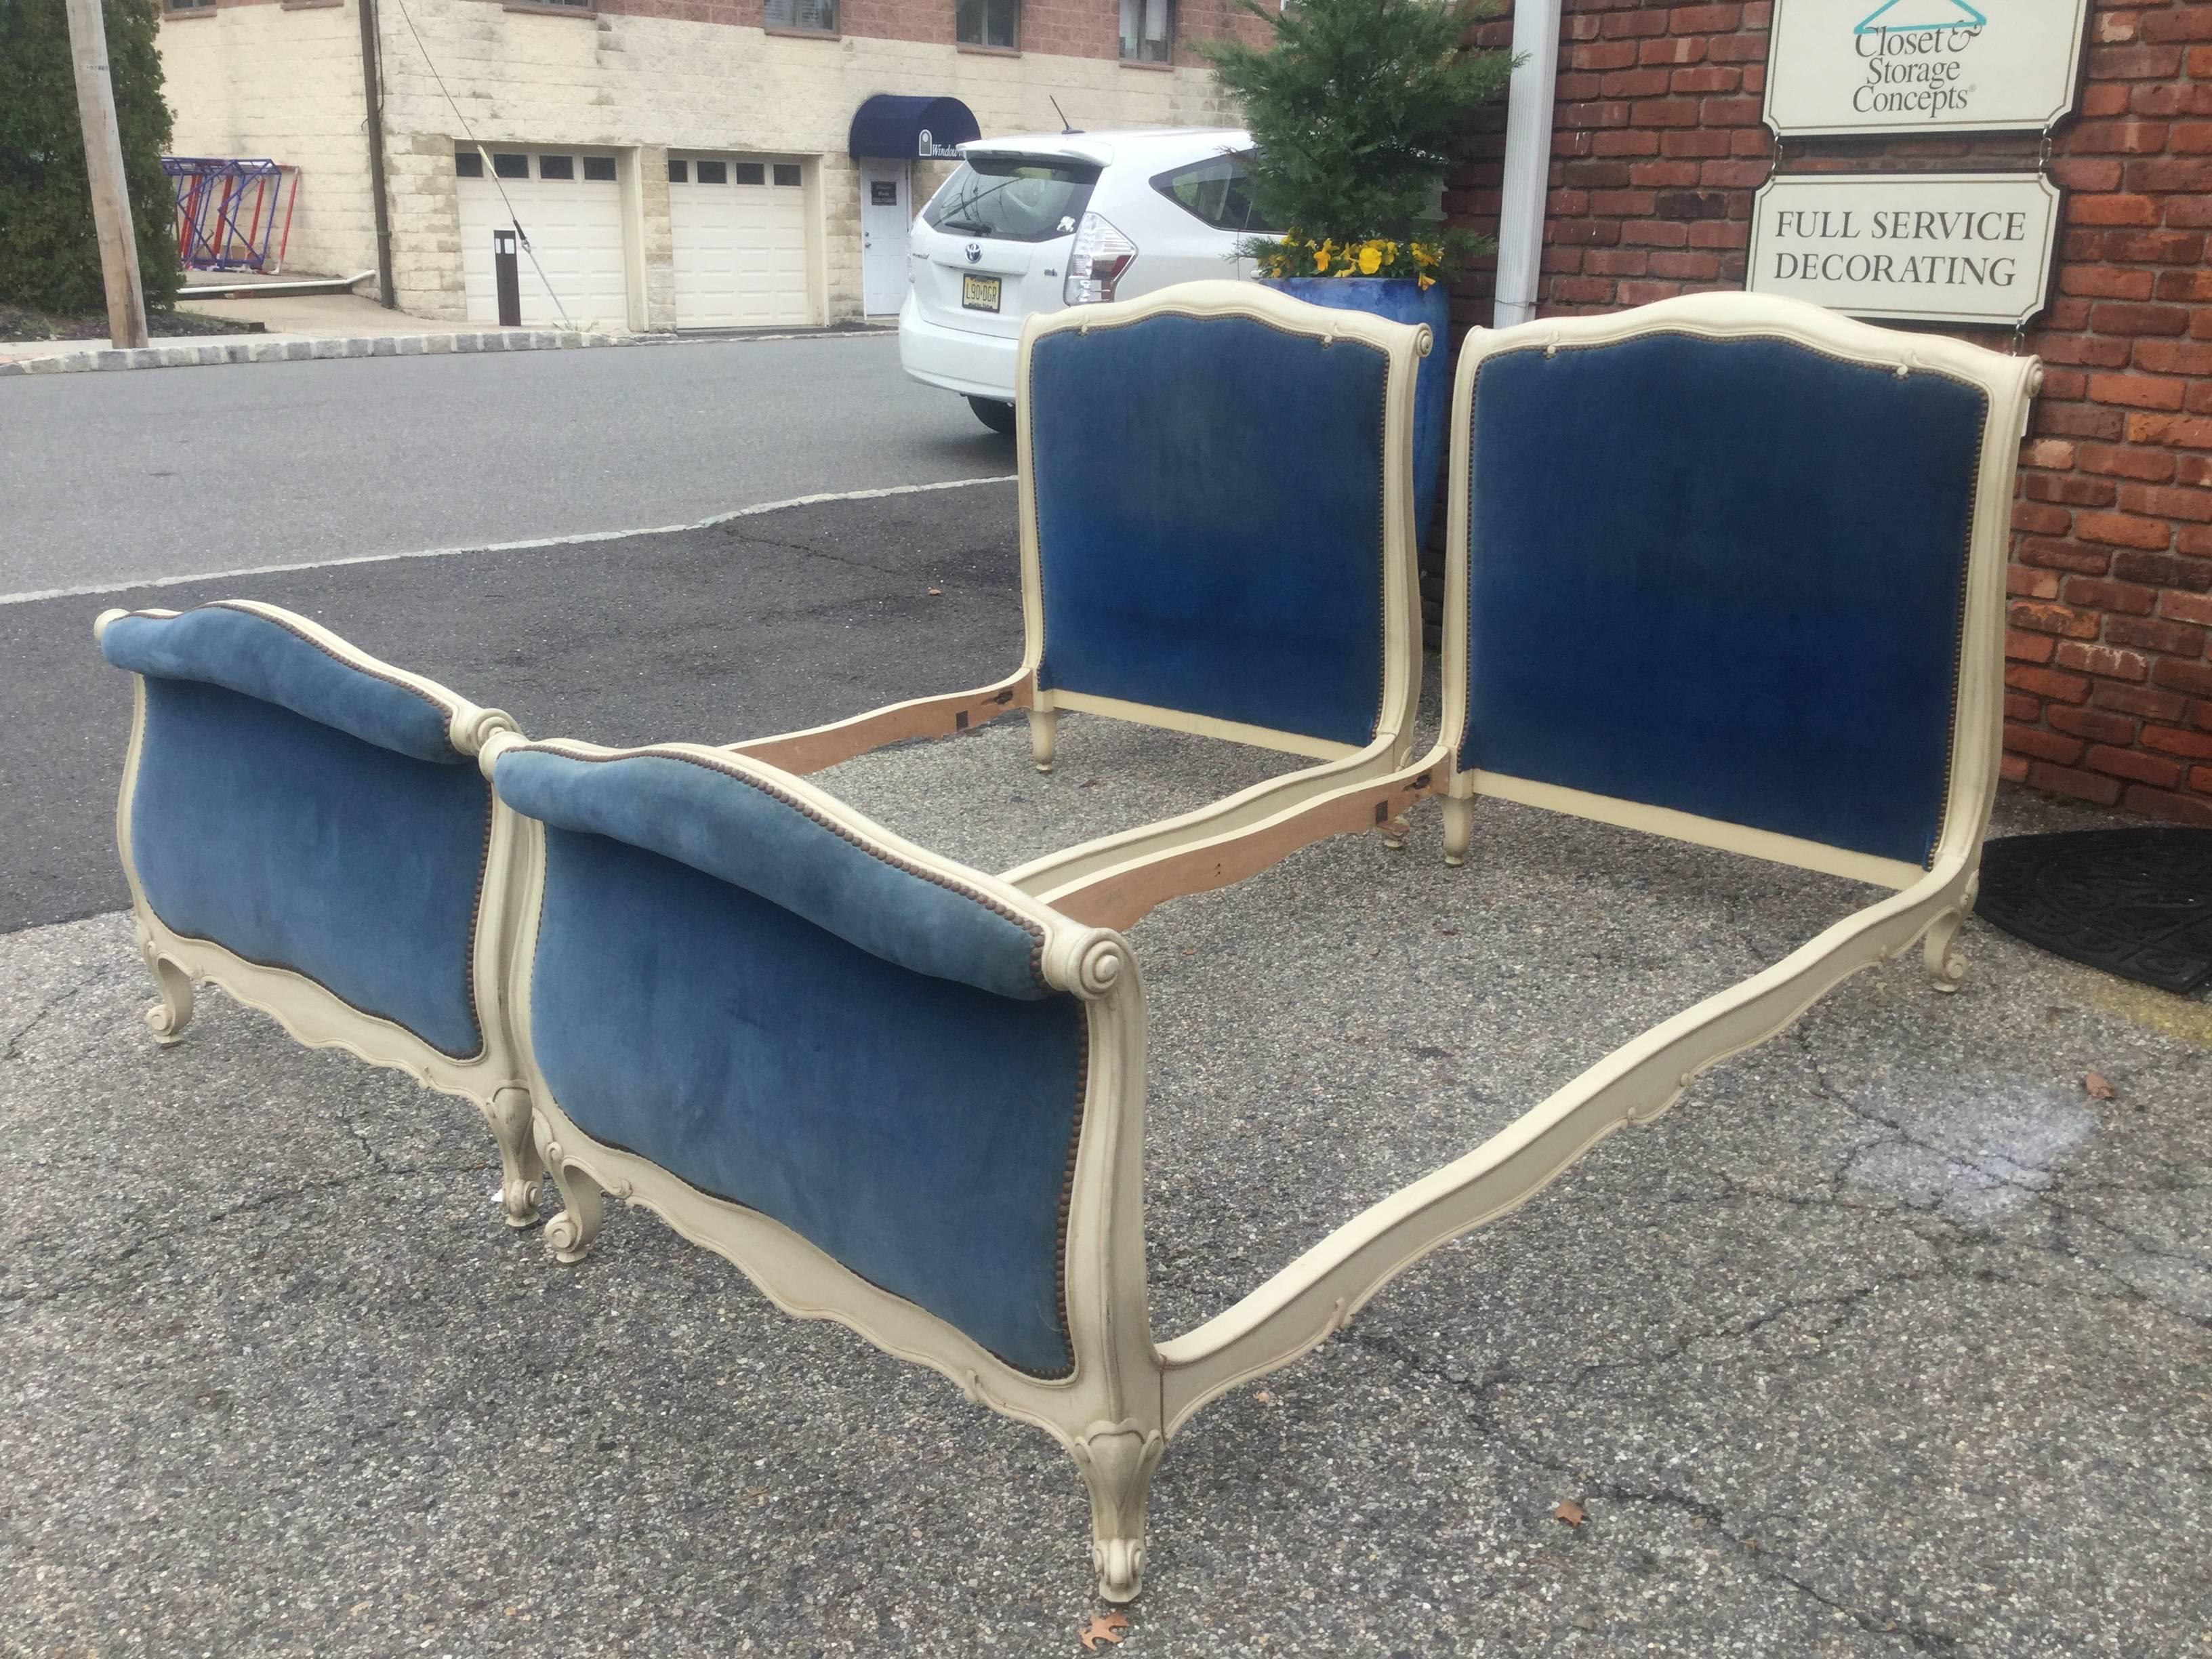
1491,0,1562,328
359,0,397,308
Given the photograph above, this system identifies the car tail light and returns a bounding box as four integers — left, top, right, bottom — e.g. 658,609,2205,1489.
1064,212,1136,306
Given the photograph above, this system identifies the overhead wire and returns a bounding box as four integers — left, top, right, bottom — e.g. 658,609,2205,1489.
382,0,577,329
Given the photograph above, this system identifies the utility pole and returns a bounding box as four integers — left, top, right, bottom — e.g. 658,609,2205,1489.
358,0,397,308
64,0,149,347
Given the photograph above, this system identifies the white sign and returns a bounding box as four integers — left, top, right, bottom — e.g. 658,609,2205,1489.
1765,0,2089,136
1746,172,2061,327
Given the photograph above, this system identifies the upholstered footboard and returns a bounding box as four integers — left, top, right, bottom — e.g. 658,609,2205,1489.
96,600,544,1226
488,737,1164,1597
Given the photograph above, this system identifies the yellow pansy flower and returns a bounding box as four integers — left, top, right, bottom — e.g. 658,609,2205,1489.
1357,244,1382,275
1314,241,1334,272
1417,274,1435,290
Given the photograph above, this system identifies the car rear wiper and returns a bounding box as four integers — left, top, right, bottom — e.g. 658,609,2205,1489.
938,218,994,235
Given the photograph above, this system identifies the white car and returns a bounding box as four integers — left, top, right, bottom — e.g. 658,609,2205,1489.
897,127,1271,433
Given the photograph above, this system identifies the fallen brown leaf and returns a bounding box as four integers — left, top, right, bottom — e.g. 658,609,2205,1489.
1553,1498,1585,1528
1080,1610,1130,1650
926,588,943,596
2084,1071,2116,1100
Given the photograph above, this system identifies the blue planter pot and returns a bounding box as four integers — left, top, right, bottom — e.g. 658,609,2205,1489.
1261,276,1450,548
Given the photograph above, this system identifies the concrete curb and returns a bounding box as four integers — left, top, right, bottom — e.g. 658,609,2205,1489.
0,327,649,377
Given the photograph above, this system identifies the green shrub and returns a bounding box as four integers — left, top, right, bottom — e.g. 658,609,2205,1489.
1203,0,1513,279
0,0,180,313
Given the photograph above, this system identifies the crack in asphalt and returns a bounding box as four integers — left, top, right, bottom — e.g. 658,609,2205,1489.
1343,1275,1967,1656
0,1164,438,1309
0,967,100,1063
1785,1027,2212,1324
718,521,1017,591
1315,1006,2212,1654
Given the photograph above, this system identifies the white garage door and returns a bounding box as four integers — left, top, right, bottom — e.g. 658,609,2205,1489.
669,156,813,329
456,149,627,328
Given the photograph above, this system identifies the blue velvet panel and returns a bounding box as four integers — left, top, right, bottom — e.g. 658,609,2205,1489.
494,749,1052,1002
1461,333,1988,867
1028,312,1390,748
128,677,489,1057
1261,278,1450,548
103,605,462,764
523,819,1086,1378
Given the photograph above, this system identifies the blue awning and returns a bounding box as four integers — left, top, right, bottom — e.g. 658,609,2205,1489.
848,94,981,161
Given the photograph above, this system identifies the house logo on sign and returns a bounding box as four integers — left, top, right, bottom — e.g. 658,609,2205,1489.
1765,0,2085,139
1849,0,1986,119
916,128,965,160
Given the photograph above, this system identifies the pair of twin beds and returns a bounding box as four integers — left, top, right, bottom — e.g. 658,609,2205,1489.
96,283,2037,1600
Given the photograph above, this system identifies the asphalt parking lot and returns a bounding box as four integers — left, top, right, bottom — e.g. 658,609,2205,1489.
4,480,2209,1658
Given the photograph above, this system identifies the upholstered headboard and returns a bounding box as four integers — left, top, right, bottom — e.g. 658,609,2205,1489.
1448,297,2034,880
1019,281,1429,758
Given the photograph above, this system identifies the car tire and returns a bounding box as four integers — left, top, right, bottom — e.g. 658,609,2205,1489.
968,396,1017,435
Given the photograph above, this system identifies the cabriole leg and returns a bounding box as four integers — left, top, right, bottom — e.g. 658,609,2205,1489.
143,947,194,1046
1029,707,1059,775
539,1135,605,1265
489,1086,544,1229
1923,872,1978,996
1441,792,1475,869
1071,1419,1165,1605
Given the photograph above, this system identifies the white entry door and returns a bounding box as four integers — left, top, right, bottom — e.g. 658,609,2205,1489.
859,161,912,317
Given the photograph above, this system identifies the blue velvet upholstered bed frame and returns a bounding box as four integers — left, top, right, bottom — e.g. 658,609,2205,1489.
489,295,2035,1604
95,290,2038,1605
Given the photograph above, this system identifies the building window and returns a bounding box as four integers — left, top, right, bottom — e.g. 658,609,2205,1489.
539,154,575,180
696,159,729,184
668,158,689,184
582,156,617,182
734,162,766,185
773,163,802,187
164,0,216,12
956,0,1016,49
1119,0,1170,61
763,0,836,32
455,150,483,178
492,152,529,180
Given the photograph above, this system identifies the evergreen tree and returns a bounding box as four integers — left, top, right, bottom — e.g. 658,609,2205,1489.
0,0,180,313
1204,0,1513,277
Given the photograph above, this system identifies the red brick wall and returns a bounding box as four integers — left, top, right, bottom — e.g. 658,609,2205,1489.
1443,0,2212,825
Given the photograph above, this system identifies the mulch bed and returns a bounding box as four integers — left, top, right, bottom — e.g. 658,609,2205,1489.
0,302,262,344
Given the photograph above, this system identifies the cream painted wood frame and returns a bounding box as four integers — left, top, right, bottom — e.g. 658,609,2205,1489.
724,279,1441,933
93,602,548,1229
1121,293,2041,1448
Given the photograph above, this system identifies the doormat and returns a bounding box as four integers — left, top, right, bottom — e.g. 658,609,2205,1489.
1975,828,2212,996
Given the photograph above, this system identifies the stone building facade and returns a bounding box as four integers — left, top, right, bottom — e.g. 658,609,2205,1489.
156,0,1263,326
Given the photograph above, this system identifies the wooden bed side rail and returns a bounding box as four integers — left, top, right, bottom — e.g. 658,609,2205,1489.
722,668,1033,775
1151,851,1978,1439
1027,742,1446,931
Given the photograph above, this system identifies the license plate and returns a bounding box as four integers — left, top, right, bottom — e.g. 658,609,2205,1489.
961,274,1002,312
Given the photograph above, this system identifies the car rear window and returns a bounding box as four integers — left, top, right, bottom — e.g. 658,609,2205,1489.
923,156,1101,244
1151,152,1275,235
